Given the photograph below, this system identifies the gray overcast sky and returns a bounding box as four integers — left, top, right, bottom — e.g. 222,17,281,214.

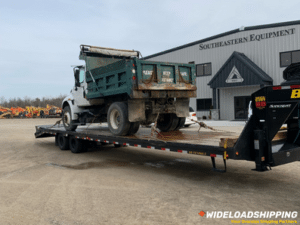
1,0,299,100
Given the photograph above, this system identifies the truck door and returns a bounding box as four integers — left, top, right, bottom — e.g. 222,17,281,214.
72,67,91,107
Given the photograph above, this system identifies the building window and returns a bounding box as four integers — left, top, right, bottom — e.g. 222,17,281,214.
197,98,212,111
280,50,300,67
196,63,212,76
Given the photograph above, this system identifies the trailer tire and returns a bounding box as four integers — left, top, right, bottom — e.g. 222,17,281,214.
107,102,131,136
174,117,186,131
57,134,70,150
128,122,140,135
69,136,84,153
55,134,59,146
62,106,78,131
157,114,179,132
84,140,97,149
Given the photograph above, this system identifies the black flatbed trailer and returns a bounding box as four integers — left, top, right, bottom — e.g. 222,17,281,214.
34,63,300,172
35,87,300,173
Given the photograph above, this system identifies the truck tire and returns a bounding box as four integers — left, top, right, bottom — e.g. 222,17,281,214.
69,136,84,153
57,134,70,150
174,117,186,131
62,106,78,131
128,122,140,135
157,114,179,132
107,102,131,136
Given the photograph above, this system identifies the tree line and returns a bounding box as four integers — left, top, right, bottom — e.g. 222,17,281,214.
0,95,67,108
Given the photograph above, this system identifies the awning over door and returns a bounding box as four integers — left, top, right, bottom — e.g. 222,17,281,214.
208,51,273,88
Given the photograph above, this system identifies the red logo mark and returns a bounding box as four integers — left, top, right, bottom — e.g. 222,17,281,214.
198,211,205,217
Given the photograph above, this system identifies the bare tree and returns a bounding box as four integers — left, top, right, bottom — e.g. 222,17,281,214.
0,96,6,105
0,95,67,108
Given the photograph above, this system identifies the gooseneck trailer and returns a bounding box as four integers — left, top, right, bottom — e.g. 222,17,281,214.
35,63,300,172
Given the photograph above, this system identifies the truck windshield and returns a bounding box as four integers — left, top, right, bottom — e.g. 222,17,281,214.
79,69,85,83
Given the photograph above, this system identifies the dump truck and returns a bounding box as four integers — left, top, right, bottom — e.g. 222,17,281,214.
36,63,300,172
61,45,196,136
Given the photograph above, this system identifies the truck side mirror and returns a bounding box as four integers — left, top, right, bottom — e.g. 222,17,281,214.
74,70,80,87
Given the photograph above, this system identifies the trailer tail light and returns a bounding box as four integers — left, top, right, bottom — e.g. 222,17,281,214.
272,86,281,90
273,85,300,90
192,113,196,116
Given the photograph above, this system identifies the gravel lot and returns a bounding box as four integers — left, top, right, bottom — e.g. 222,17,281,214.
0,119,299,225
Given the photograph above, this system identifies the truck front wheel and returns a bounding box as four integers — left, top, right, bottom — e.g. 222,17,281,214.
107,102,131,136
62,106,78,131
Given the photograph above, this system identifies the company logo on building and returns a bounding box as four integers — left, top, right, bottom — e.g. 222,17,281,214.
226,66,244,83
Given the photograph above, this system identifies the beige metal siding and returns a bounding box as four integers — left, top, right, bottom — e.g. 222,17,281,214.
219,86,260,120
147,24,300,98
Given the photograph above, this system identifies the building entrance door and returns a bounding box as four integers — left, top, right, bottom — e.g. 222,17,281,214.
234,96,251,120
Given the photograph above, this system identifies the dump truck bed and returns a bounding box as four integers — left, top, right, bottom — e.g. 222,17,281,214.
85,58,196,99
80,45,196,99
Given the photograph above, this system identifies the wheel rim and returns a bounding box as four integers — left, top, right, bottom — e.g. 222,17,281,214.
63,111,71,126
110,108,121,130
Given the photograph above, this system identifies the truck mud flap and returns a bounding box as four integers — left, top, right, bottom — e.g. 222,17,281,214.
175,98,189,117
128,100,145,122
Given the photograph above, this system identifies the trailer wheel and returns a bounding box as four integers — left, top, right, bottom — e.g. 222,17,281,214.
128,122,140,135
57,134,70,150
157,114,179,132
62,106,78,131
69,136,84,153
55,134,59,146
174,117,186,131
107,102,131,136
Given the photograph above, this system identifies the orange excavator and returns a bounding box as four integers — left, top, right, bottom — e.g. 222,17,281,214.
0,105,62,118
0,106,13,118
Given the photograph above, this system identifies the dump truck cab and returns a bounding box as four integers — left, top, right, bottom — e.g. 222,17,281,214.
72,65,91,107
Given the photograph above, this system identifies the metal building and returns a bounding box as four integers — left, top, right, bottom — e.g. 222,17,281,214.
144,20,300,120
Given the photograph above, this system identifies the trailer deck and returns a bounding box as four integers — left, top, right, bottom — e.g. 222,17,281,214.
35,121,298,172
35,123,238,153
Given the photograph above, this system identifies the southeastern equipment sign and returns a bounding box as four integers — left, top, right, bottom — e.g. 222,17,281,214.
199,28,295,50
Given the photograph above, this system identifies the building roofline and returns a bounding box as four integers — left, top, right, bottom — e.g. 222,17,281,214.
208,51,273,88
143,20,300,60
